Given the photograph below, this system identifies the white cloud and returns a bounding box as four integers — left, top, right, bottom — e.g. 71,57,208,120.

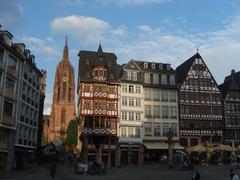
43,96,52,115
51,15,114,44
113,16,240,83
98,0,171,5
22,36,59,57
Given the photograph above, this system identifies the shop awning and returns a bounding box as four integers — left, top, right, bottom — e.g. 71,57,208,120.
143,142,184,150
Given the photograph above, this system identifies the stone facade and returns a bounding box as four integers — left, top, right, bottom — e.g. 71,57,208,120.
47,38,76,143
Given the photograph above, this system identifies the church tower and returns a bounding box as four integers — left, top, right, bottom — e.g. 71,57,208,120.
48,37,76,142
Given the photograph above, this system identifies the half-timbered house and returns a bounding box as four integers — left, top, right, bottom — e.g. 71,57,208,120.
176,52,223,147
77,44,122,166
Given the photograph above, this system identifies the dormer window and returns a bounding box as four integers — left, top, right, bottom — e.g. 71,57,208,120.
159,64,163,70
151,63,155,69
93,67,107,81
99,57,103,61
144,62,148,68
166,64,170,70
110,74,113,79
108,61,112,67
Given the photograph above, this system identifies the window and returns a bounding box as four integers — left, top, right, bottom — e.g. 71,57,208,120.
144,62,148,68
0,48,4,62
151,63,155,69
136,86,141,93
121,84,127,93
153,74,159,84
170,75,175,85
144,73,150,83
169,106,177,119
145,105,152,118
136,99,141,107
166,64,170,70
129,112,134,121
8,56,17,71
5,77,15,92
129,85,134,93
153,105,160,118
3,100,13,117
171,123,178,136
129,98,134,106
159,64,163,70
154,123,161,136
162,123,169,136
144,89,151,100
162,106,169,118
132,72,137,81
135,127,141,138
121,127,127,137
144,123,152,136
121,112,127,121
153,89,160,101
127,71,131,80
161,90,168,102
161,74,167,85
135,112,140,121
122,97,127,106
169,90,176,102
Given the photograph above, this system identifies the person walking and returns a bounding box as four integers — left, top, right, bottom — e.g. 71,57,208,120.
50,159,57,179
232,174,239,180
192,169,200,180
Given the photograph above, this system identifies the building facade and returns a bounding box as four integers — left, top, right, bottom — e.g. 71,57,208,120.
47,38,76,143
219,70,240,145
78,45,122,166
119,60,144,165
139,61,181,161
0,30,22,172
15,47,43,169
176,53,223,147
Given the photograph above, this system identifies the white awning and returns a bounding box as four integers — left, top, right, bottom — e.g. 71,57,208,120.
143,142,184,150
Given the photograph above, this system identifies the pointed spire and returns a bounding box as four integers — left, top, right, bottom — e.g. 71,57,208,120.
97,41,103,55
63,36,69,61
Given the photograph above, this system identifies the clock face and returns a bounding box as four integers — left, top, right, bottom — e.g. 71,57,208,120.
63,76,68,82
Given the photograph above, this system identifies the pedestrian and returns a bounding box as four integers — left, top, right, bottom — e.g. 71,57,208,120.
50,159,57,179
192,169,200,180
230,169,235,180
233,174,239,180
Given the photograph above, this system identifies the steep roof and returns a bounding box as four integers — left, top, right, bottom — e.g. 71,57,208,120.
176,52,202,85
78,45,122,83
219,71,240,99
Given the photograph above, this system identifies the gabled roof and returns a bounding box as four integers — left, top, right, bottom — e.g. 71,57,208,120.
176,52,202,85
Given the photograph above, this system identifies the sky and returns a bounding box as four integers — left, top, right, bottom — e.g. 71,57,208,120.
1,0,240,114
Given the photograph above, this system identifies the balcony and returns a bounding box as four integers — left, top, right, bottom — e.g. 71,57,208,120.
2,114,15,126
7,68,17,78
5,88,15,99
82,128,117,136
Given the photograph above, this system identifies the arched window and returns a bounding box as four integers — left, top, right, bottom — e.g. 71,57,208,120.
62,82,66,99
68,87,71,102
57,87,60,100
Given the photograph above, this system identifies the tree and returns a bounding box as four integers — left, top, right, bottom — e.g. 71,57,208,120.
64,119,78,150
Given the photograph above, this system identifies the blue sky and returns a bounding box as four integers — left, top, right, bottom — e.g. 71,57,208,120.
1,0,240,114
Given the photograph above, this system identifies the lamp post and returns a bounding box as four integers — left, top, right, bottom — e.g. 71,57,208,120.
167,127,174,168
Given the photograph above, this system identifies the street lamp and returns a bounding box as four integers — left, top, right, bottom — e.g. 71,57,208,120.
167,127,174,168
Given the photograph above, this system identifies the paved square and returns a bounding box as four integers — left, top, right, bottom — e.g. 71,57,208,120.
1,163,239,180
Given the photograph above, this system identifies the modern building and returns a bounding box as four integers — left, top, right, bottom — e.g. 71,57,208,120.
47,37,76,144
78,44,122,166
119,60,144,165
138,60,181,162
176,52,223,147
14,44,44,170
219,70,240,145
0,30,23,172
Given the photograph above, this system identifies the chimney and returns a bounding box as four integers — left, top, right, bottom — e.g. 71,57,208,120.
231,69,236,75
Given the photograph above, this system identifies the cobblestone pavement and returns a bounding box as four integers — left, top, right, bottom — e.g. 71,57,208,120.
0,163,239,180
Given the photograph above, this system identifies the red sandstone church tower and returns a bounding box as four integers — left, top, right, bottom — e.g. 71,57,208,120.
48,37,76,143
